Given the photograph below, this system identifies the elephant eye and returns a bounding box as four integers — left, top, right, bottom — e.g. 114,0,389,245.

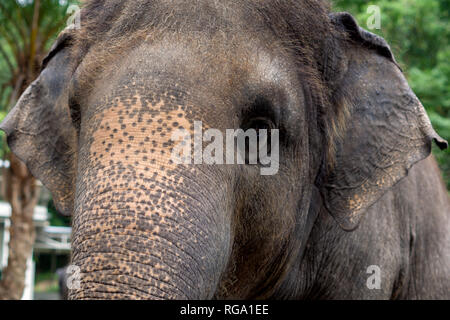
241,117,276,165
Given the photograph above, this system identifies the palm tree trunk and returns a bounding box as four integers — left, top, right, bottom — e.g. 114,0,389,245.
0,154,40,300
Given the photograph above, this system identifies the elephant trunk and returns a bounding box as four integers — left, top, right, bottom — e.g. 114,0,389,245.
69,166,231,299
69,96,232,299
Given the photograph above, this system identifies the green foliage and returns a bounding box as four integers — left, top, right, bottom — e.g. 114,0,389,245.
334,0,450,189
0,111,8,159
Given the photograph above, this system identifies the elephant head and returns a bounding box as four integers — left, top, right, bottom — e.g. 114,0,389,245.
1,1,446,299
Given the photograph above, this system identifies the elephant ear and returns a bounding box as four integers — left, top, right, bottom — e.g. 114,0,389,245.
321,13,448,231
0,30,77,216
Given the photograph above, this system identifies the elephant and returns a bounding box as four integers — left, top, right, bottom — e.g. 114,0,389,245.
1,0,449,299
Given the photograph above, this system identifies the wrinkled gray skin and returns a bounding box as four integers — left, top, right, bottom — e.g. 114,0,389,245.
1,1,449,299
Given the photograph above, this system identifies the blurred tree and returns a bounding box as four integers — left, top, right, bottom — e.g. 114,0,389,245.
333,0,450,189
0,0,76,300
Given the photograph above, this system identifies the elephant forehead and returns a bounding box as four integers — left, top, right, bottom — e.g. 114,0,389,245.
77,31,295,107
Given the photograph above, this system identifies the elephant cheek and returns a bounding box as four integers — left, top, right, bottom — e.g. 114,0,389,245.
69,101,231,300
